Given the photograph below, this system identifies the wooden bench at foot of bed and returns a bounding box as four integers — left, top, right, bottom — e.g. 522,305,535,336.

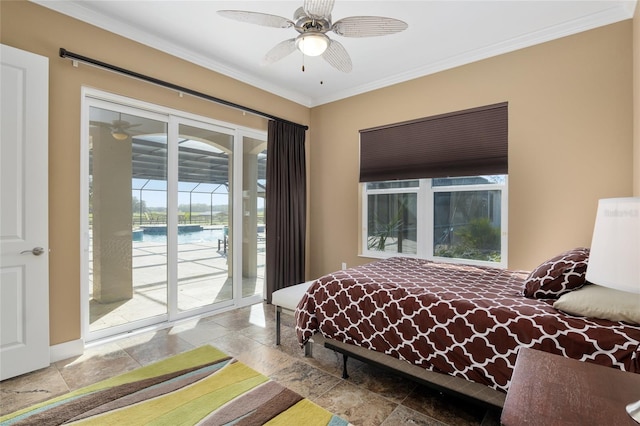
309,333,506,409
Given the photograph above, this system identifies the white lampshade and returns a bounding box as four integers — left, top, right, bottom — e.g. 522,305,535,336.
585,197,640,294
296,33,329,56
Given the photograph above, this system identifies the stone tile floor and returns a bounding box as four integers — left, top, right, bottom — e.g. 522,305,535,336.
1,303,502,426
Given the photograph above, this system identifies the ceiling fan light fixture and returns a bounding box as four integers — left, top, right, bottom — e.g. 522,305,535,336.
295,32,329,56
111,130,129,140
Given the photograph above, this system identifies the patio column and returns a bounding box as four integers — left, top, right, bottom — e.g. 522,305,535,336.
92,128,133,303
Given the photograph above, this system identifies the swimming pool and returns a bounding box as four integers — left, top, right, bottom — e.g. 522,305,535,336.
134,228,225,244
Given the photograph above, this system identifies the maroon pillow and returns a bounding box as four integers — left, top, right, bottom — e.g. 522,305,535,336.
523,248,590,299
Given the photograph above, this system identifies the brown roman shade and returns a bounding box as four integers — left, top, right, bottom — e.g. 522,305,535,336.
359,102,508,182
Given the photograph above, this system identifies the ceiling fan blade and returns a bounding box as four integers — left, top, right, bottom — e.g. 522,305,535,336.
261,39,297,65
89,120,109,127
332,16,408,37
303,0,335,20
322,39,352,73
112,120,142,129
217,10,293,29
293,7,306,21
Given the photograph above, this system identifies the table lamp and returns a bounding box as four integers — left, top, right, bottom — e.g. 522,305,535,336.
584,197,640,423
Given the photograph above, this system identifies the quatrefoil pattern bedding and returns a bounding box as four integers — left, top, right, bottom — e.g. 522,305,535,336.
522,247,590,299
295,257,640,393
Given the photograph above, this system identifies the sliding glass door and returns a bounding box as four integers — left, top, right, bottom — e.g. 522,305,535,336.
88,103,169,334
84,93,266,341
176,122,234,312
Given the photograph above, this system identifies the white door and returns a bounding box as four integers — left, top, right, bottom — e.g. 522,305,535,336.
0,44,50,380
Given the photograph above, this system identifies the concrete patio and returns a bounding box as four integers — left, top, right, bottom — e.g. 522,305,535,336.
89,236,265,333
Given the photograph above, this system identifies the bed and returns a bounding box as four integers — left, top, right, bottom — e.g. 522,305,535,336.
295,253,640,406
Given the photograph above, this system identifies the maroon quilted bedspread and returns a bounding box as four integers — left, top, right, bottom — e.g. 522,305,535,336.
295,257,640,393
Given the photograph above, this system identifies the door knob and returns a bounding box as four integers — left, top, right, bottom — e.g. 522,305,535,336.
20,247,45,256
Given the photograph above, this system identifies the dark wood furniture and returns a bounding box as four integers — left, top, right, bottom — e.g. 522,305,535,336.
501,347,640,425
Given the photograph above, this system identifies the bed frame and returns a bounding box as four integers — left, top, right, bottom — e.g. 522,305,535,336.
273,281,506,408
308,333,506,409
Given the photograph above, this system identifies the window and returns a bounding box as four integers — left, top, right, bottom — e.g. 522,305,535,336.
362,175,507,267
359,103,508,267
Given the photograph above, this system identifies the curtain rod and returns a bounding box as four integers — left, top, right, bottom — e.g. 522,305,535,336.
59,48,308,131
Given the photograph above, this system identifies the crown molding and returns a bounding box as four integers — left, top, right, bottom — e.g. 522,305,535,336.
309,2,636,107
31,0,314,106
32,0,636,108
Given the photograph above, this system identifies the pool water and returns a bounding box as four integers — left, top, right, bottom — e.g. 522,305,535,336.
139,228,225,244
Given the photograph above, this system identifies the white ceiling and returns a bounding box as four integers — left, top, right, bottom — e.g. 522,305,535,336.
34,1,637,107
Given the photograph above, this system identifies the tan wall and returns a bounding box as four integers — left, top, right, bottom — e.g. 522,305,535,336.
309,21,634,278
1,1,310,345
1,1,636,346
635,5,640,196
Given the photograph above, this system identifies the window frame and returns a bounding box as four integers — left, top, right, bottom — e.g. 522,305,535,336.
361,176,508,268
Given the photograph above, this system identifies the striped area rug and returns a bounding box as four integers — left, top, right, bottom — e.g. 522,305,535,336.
1,345,350,425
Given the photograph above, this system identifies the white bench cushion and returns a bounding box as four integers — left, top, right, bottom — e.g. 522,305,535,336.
273,281,315,348
272,281,314,310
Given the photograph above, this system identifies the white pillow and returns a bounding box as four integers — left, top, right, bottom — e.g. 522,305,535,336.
553,284,640,325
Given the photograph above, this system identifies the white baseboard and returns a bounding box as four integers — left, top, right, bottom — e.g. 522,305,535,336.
50,339,84,363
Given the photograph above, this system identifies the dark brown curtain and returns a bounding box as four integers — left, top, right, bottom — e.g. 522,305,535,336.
359,102,508,182
265,120,307,303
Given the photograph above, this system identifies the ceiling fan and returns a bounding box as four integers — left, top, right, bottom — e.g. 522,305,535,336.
90,113,142,140
218,0,408,73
